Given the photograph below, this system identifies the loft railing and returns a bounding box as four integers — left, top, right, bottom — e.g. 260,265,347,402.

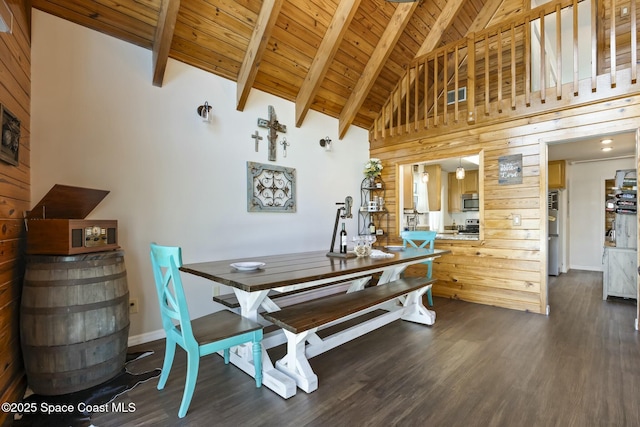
371,0,639,141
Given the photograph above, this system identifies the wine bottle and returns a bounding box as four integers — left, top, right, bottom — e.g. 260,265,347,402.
340,223,348,254
369,220,376,235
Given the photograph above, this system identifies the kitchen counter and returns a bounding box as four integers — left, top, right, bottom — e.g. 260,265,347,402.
436,233,479,241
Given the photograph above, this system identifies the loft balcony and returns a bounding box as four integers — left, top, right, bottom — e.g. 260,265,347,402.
370,0,640,143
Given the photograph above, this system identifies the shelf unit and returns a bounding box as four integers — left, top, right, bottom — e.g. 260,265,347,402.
358,177,389,247
603,169,638,301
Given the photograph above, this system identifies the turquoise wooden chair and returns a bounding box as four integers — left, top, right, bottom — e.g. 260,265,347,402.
401,230,438,306
150,243,263,418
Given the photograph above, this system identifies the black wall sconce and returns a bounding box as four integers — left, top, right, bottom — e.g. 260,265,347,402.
197,101,212,122
319,136,332,151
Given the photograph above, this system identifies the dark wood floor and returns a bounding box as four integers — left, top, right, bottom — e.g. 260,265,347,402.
94,270,640,426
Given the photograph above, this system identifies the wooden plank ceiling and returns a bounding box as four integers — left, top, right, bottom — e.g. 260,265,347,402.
31,0,506,138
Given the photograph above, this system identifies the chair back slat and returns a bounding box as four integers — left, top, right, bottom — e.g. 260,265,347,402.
150,243,196,347
401,230,437,250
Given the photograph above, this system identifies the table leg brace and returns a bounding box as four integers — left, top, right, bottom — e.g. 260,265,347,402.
275,329,319,393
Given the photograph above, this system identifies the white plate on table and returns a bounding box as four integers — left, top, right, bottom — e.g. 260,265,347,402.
230,262,266,271
385,245,405,251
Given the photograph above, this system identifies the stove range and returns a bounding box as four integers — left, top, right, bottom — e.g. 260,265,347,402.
458,218,479,234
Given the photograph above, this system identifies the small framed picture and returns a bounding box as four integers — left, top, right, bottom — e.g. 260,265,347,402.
0,104,20,166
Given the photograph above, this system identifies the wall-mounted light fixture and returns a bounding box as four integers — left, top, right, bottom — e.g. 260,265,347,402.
319,136,332,151
456,158,466,180
197,101,212,122
422,165,429,183
0,0,13,33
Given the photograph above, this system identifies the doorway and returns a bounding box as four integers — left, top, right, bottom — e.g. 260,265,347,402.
546,131,637,320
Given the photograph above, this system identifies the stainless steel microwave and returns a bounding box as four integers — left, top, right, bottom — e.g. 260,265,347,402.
462,194,479,211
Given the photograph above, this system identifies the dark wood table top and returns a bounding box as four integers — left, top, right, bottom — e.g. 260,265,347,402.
180,248,449,292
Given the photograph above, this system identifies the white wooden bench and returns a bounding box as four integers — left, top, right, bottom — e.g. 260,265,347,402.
262,276,436,393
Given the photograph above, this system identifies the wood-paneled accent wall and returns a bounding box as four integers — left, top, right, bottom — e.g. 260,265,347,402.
0,0,31,423
372,95,640,315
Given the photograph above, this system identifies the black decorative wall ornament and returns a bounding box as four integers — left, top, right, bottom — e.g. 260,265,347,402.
0,104,20,166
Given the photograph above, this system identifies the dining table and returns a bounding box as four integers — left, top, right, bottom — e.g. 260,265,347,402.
180,247,449,398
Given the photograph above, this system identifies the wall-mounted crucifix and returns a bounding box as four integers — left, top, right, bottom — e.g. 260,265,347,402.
251,130,262,152
280,137,290,158
257,105,287,162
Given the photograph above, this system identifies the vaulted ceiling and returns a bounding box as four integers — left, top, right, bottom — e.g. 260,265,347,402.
31,0,523,138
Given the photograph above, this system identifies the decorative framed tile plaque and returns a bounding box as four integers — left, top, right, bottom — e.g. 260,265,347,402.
247,161,296,212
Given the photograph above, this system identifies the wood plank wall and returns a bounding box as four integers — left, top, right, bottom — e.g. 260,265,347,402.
0,0,31,423
371,93,640,315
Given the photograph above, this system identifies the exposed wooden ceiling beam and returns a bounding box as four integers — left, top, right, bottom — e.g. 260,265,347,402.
416,0,466,57
338,2,418,139
467,0,504,34
236,0,284,111
295,0,362,128
152,0,180,87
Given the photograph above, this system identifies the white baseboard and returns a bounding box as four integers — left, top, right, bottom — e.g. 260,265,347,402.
568,265,603,272
128,329,165,347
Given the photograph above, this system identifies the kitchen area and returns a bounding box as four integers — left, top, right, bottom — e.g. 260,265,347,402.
399,155,481,241
548,132,637,306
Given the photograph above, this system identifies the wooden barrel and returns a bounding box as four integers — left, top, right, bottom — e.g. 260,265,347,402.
20,250,130,395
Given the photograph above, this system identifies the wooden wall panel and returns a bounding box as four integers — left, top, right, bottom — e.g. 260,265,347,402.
371,89,640,316
0,0,30,423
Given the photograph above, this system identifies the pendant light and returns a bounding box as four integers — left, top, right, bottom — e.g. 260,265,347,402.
422,165,429,183
456,158,465,180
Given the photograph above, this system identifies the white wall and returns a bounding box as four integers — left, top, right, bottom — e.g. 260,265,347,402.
31,11,370,342
568,157,635,271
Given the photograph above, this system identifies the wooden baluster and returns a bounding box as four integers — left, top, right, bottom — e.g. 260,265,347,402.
525,16,531,106
511,23,516,110
443,48,448,125
389,89,394,137
573,0,579,95
424,57,429,129
632,0,637,83
611,0,617,88
498,28,503,113
414,62,419,131
556,4,562,100
395,79,404,135
485,32,490,115
541,11,546,103
405,69,410,134
591,0,597,91
467,34,476,124
434,51,439,126
454,44,459,122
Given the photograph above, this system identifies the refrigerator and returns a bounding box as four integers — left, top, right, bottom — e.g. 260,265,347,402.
548,191,560,276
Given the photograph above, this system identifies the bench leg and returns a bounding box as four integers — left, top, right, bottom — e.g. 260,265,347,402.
401,285,436,325
275,329,319,393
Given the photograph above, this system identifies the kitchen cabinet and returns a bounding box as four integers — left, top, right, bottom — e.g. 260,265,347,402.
402,166,414,210
548,160,566,189
448,169,477,212
448,173,462,212
425,164,442,211
403,164,441,212
461,169,479,194
603,247,637,300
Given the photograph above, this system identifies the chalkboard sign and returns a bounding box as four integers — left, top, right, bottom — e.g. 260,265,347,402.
498,154,523,185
